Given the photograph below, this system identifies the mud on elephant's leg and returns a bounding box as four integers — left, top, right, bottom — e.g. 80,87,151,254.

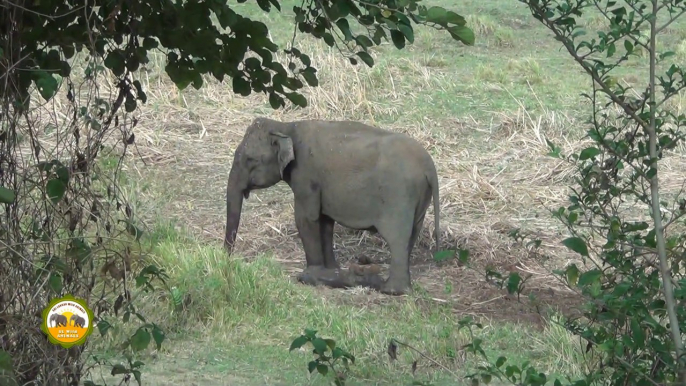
320,215,339,269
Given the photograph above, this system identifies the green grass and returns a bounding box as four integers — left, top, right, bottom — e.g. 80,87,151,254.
86,223,587,386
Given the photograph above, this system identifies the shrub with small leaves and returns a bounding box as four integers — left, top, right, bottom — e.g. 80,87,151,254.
449,0,686,385
290,329,355,386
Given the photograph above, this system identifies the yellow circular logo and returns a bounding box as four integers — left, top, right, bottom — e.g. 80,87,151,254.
41,294,94,349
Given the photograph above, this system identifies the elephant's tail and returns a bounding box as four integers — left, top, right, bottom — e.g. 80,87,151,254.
427,171,440,253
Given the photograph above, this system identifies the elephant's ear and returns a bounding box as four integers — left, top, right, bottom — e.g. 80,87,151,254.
271,132,294,178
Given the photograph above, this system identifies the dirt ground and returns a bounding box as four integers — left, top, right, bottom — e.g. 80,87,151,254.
128,104,588,329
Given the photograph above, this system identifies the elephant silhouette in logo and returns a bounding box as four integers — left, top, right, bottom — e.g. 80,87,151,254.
70,314,86,328
49,313,67,327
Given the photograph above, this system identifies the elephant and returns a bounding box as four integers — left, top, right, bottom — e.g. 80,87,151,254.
223,117,440,296
70,314,86,328
49,313,67,328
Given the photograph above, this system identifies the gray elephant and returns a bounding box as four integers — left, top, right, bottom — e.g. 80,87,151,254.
49,313,67,327
70,314,86,328
224,117,440,295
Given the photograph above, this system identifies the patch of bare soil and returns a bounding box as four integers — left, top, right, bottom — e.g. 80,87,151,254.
125,94,592,328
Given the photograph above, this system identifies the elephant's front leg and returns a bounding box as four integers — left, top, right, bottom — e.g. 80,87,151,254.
320,215,339,269
294,199,325,268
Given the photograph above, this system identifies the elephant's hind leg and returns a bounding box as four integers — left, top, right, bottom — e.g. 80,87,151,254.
320,215,339,269
376,217,414,296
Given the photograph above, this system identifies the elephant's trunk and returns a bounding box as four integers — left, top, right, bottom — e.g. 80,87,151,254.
224,152,247,254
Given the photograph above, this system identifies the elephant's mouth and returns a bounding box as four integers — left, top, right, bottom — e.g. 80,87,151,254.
242,188,250,199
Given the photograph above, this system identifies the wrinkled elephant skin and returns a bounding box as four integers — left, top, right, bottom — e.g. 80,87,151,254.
224,117,441,296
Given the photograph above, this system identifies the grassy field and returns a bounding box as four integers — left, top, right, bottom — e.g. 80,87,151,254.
81,0,686,384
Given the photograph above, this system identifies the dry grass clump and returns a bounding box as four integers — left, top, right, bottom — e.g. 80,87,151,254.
506,58,546,85
475,64,509,84
465,14,515,48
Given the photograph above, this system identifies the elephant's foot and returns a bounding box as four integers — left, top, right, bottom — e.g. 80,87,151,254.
379,277,412,296
296,266,384,290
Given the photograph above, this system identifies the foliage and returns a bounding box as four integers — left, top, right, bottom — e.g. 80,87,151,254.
452,0,686,384
1,0,474,112
290,329,355,386
0,0,474,383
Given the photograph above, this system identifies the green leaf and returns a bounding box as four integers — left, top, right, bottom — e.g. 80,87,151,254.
565,264,579,286
425,6,447,23
125,93,137,112
495,356,506,368
312,338,328,355
301,68,318,87
285,92,307,108
143,37,158,49
132,370,142,385
448,25,475,45
0,349,14,373
577,269,602,287
390,29,406,49
506,272,521,294
332,347,345,359
659,51,675,60
630,318,645,347
290,336,309,351
316,364,328,376
104,51,126,77
607,42,616,57
578,147,601,160
624,40,633,53
48,272,62,294
355,35,374,49
398,24,414,43
433,249,455,262
356,51,374,67
561,237,589,257
458,249,470,264
308,360,317,373
324,338,336,351
46,179,66,204
647,167,657,179
35,71,59,101
110,364,128,376
55,164,69,183
151,325,165,350
232,76,252,96
0,186,16,204
97,320,112,336
130,327,151,352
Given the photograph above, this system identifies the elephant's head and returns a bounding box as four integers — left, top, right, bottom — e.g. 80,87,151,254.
224,118,295,253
